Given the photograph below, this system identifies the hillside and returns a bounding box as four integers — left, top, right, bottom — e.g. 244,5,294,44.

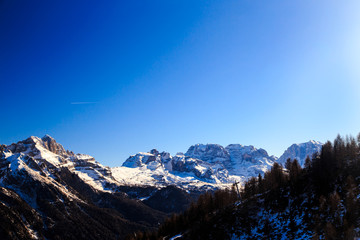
0,135,323,239
0,136,166,239
137,134,360,239
113,141,322,190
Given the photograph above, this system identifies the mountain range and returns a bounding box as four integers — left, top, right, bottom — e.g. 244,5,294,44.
113,141,322,190
0,135,322,239
1,135,322,193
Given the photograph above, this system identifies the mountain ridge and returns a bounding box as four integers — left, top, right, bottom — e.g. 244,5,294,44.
0,135,323,239
0,136,167,239
1,135,323,192
117,140,322,189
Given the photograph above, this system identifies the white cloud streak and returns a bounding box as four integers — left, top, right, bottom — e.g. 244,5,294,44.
70,102,98,105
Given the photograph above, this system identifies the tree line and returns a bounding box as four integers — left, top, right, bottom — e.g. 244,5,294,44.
129,133,360,239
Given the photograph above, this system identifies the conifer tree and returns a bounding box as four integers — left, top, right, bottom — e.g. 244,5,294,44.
304,155,312,171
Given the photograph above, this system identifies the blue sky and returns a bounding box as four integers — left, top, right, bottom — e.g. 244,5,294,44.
1,0,360,166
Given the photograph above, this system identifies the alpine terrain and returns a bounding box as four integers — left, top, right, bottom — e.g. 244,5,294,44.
135,134,360,239
112,141,322,190
0,135,322,239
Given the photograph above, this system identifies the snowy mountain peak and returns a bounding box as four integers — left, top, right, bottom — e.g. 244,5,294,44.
117,142,283,190
306,140,322,146
225,144,271,159
7,135,71,160
185,144,230,164
277,140,323,167
1,136,118,192
123,151,161,169
222,144,276,177
41,134,54,141
40,135,69,157
149,149,159,155
118,147,240,189
1,135,324,195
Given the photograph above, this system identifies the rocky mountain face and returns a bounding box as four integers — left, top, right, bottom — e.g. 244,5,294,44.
3,135,118,192
185,144,231,166
116,141,316,190
115,150,235,191
277,140,323,167
0,136,167,240
185,143,277,176
148,136,357,240
0,135,323,239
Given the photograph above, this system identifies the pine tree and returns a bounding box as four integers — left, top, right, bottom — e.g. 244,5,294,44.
289,159,301,183
304,155,312,174
285,158,292,170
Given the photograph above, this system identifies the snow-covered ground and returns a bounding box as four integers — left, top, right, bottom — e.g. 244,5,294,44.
1,135,322,195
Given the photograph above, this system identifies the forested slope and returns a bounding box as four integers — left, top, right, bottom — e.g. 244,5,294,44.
133,134,360,239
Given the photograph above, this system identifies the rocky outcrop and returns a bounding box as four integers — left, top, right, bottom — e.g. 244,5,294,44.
41,135,69,156
226,144,274,164
277,140,322,167
185,144,231,164
183,143,276,177
224,144,277,177
119,143,279,188
0,135,325,239
1,135,119,192
122,150,226,183
0,136,166,240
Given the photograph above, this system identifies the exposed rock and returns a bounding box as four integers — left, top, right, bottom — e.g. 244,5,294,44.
277,140,322,167
185,144,231,164
0,136,166,240
41,135,68,156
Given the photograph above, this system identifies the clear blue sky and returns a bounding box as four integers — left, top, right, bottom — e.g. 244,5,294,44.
1,0,360,166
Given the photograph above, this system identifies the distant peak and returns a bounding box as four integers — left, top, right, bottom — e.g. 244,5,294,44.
278,140,323,167
20,136,43,146
38,135,67,156
28,136,41,141
295,140,322,147
226,144,244,148
188,143,225,150
149,149,159,155
308,140,322,145
24,135,56,145
42,134,55,142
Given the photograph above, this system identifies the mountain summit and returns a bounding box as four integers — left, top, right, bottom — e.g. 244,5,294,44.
114,141,322,190
1,135,323,193
0,136,166,239
0,135,324,239
277,140,323,167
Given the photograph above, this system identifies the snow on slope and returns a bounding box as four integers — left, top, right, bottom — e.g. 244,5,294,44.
1,136,118,192
277,140,322,167
115,141,322,190
185,143,276,177
113,144,278,190
113,152,243,190
0,151,83,206
1,136,323,195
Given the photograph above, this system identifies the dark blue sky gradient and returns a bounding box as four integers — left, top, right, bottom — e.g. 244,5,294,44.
1,0,360,166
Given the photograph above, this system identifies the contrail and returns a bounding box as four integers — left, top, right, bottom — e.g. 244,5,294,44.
70,102,98,105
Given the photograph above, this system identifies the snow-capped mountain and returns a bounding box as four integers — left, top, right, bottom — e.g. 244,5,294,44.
113,150,239,190
186,143,277,176
185,144,231,166
277,140,323,167
0,135,166,239
113,143,281,190
114,141,323,190
1,135,118,192
1,135,323,194
0,135,324,239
